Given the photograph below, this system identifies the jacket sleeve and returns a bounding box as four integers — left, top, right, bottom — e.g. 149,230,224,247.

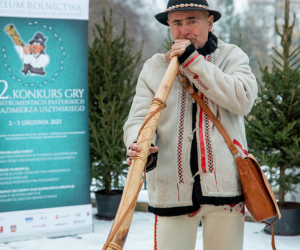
123,60,157,149
180,45,258,116
15,45,24,59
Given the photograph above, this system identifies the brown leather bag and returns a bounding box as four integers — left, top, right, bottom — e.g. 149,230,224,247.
178,74,281,250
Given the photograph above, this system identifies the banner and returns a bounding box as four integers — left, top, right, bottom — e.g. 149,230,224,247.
0,0,92,242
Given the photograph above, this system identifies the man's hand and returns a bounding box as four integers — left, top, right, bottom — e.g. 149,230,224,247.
126,143,158,165
165,51,171,64
23,45,30,54
170,39,191,59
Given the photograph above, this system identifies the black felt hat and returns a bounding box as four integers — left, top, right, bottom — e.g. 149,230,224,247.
155,0,221,26
29,33,46,46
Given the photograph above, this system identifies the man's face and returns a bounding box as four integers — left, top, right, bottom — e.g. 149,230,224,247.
29,42,44,54
167,10,214,49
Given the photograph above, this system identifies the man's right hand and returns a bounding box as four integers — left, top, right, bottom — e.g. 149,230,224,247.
126,143,158,165
23,45,30,54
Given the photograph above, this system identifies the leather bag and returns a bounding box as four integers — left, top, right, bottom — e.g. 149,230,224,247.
178,73,281,250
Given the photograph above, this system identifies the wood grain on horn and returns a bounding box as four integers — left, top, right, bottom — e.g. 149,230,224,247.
105,57,180,250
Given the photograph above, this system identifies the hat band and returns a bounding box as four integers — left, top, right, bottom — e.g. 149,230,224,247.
166,3,210,12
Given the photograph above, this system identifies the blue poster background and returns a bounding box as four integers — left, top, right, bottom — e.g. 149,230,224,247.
0,17,91,213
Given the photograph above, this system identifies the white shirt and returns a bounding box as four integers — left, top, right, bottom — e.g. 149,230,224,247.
15,45,50,69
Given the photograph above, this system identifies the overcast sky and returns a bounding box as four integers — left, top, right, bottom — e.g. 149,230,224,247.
234,0,248,13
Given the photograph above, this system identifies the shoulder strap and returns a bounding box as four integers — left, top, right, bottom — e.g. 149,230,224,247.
177,71,240,157
176,72,279,250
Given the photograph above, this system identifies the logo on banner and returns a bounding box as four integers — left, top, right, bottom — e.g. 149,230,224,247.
56,214,70,219
26,217,33,222
32,224,46,228
0,227,3,233
5,25,50,76
87,212,90,216
10,225,16,233
2,21,66,88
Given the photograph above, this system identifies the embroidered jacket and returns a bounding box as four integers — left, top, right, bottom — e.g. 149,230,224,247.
123,39,258,217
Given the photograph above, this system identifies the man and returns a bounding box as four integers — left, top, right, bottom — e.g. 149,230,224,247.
14,32,50,75
124,0,257,249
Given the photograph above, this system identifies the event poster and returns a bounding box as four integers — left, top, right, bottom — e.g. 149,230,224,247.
0,0,92,241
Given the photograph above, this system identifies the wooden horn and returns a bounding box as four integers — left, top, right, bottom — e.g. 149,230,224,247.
103,56,180,250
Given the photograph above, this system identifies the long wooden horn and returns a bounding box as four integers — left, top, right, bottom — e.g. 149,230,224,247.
102,56,180,250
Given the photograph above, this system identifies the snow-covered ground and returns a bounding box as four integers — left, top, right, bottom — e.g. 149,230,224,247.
1,207,299,250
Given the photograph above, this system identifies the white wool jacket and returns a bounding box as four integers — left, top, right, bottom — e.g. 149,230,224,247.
123,39,258,216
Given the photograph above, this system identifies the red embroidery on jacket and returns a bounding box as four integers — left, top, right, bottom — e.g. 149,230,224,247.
186,67,208,91
199,92,206,173
198,55,214,174
233,139,248,155
183,53,200,68
185,54,211,91
204,96,214,172
177,87,186,184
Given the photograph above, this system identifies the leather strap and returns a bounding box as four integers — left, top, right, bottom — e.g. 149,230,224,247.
137,100,166,139
107,243,123,250
177,71,277,250
102,167,147,250
176,71,239,156
103,100,166,249
262,215,278,250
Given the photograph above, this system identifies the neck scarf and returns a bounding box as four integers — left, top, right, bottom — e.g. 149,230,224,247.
197,32,218,56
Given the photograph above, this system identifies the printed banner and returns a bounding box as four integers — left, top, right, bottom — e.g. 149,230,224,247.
0,0,89,20
0,204,92,240
0,0,92,241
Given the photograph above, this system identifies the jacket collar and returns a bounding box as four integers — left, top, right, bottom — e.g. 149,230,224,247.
197,32,218,56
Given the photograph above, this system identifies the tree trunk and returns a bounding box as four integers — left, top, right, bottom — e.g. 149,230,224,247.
279,166,286,203
105,174,111,195
278,189,285,204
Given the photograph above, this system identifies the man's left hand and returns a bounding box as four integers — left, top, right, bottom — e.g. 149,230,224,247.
170,39,191,59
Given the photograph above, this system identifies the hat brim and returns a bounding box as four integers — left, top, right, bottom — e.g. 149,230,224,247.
155,8,221,26
29,39,45,46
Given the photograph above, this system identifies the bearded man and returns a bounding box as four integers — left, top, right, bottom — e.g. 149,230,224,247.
124,0,257,249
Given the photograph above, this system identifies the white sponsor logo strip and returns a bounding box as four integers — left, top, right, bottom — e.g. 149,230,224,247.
0,0,89,20
0,204,92,238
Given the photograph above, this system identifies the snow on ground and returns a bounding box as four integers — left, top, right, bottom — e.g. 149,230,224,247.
137,189,149,203
0,208,299,250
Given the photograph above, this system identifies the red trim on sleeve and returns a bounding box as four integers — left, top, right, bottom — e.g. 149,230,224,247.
233,140,248,155
199,93,206,173
183,54,200,68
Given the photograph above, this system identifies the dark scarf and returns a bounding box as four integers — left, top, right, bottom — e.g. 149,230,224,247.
177,32,218,64
197,32,218,56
